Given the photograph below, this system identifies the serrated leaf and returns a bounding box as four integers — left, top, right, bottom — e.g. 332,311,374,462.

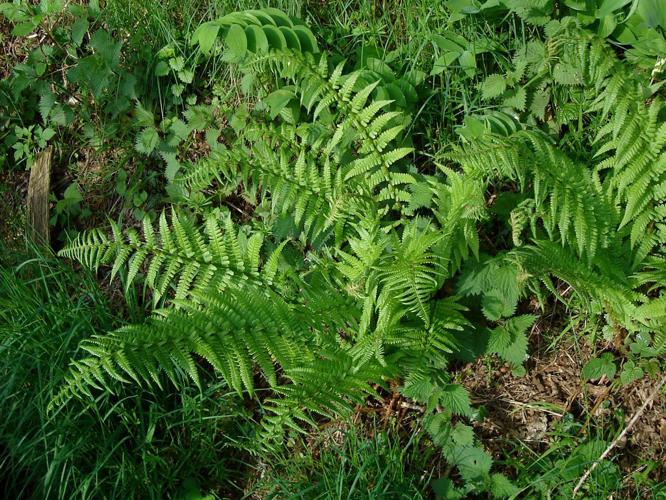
487,315,536,366
38,90,56,121
169,56,185,71
490,473,519,498
71,17,88,46
503,87,527,111
582,352,617,381
135,127,160,154
481,74,506,100
619,360,643,385
440,384,472,416
446,445,492,483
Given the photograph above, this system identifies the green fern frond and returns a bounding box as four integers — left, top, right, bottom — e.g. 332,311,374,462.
51,285,308,406
58,210,287,303
516,241,640,324
448,130,616,261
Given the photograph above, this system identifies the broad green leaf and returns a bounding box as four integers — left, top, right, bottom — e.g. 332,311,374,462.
262,24,287,50
12,22,35,36
63,182,82,203
194,21,220,55
136,127,160,154
619,360,643,385
71,17,88,46
582,352,617,381
292,25,318,52
596,0,632,18
264,89,295,119
458,50,477,77
244,24,268,53
224,24,247,61
279,26,301,50
490,473,519,498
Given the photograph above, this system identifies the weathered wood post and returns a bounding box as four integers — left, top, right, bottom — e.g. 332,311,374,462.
26,147,52,246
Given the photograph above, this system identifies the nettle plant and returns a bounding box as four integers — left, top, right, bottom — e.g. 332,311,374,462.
55,8,665,497
0,1,138,170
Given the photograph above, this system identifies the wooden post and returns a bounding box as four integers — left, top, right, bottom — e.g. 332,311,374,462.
26,147,52,246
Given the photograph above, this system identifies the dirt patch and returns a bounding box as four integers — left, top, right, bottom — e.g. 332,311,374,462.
461,330,666,487
0,169,29,246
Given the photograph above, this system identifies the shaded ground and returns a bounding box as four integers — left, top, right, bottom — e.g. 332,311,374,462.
460,326,665,492
0,170,29,245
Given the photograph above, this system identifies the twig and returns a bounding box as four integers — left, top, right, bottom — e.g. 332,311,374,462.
572,375,666,496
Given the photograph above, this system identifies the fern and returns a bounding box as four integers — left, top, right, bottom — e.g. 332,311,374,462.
515,241,641,325
58,209,287,304
51,283,384,445
448,130,618,261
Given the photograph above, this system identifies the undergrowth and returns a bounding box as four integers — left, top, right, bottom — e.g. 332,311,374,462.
1,0,665,498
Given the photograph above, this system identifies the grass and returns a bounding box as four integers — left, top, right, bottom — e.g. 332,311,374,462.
0,244,252,498
248,419,439,499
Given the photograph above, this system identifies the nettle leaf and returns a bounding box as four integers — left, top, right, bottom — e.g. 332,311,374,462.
12,22,36,37
445,445,492,483
502,87,526,111
135,127,160,154
431,478,463,499
619,360,643,385
481,74,506,100
487,315,536,366
63,182,82,203
155,61,169,76
529,89,550,120
490,473,519,498
440,384,473,416
582,352,617,381
482,289,514,321
89,29,121,66
450,422,474,446
71,17,88,46
38,90,56,121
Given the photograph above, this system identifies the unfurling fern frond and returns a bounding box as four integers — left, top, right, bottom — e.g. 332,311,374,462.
58,209,287,303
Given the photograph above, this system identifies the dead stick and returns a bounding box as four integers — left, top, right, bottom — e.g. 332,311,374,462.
572,375,666,496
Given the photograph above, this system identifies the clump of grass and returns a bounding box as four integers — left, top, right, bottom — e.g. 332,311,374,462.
249,418,440,499
0,244,251,498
